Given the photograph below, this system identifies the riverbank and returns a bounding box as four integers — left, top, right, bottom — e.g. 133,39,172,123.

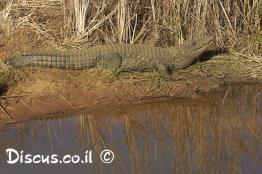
0,0,261,126
0,53,261,125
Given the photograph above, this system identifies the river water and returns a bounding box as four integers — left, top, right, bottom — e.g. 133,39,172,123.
0,84,262,174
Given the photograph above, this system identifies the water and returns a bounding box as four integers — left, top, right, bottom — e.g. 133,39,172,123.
0,84,262,174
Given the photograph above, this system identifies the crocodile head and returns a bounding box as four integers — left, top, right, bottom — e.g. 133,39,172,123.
178,36,215,68
184,36,215,57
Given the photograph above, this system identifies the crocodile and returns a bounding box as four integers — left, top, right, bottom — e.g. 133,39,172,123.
6,36,215,75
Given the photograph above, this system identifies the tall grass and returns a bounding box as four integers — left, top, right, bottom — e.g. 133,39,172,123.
0,0,261,53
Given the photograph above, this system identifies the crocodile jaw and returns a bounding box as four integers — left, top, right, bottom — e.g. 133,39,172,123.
177,36,215,67
187,36,215,58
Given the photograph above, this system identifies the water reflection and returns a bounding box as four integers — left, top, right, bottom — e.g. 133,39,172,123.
0,84,262,174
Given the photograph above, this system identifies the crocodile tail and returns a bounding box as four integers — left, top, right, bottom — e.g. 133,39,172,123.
7,52,97,70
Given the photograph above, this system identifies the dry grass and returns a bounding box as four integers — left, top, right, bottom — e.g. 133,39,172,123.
0,0,260,49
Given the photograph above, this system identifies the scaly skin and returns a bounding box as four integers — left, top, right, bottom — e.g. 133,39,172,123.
6,36,215,75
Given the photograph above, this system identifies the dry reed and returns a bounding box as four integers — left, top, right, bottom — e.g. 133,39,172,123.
0,0,259,48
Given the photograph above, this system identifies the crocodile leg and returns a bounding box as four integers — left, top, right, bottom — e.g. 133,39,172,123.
156,64,170,77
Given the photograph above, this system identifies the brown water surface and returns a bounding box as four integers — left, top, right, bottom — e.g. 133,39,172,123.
0,84,262,174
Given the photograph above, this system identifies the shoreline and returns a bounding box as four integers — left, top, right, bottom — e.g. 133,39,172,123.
0,54,261,126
